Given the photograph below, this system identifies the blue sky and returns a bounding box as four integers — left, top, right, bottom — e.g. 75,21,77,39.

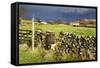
19,4,96,22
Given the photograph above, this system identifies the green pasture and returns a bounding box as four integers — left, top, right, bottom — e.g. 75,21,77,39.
19,24,96,64
19,44,80,64
19,24,96,37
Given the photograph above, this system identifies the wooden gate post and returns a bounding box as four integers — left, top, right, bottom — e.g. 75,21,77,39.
32,18,34,51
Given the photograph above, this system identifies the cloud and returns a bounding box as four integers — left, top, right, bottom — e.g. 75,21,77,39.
19,4,96,21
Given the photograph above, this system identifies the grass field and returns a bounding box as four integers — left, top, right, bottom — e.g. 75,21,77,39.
19,24,96,64
19,44,80,64
19,44,46,64
19,24,96,37
19,44,56,64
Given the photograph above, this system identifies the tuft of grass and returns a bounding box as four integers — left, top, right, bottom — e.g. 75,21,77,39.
19,45,44,64
19,44,82,64
19,44,55,64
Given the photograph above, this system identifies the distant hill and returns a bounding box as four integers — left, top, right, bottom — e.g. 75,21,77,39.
78,19,96,25
19,17,96,26
70,19,96,28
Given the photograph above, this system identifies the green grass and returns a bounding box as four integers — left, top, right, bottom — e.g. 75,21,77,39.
19,44,56,64
19,44,44,64
19,24,96,37
19,44,81,64
19,25,32,30
19,24,96,64
35,24,96,37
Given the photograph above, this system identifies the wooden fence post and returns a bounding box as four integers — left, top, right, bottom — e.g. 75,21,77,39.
32,18,34,51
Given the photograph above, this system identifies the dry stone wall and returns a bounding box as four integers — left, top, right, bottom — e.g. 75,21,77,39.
19,29,96,60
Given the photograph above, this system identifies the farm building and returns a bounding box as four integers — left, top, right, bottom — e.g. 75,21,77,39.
40,21,47,24
79,19,96,25
70,19,96,27
70,21,80,27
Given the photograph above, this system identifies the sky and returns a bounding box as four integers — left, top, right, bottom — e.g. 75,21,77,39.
19,4,96,22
